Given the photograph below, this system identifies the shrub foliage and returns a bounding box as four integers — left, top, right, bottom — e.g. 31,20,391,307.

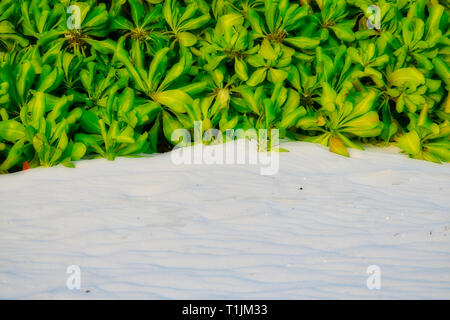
0,0,449,173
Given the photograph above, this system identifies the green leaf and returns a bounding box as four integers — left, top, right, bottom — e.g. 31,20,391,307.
71,142,86,161
259,39,278,60
0,120,26,142
0,139,25,171
247,68,267,87
159,51,192,91
284,37,320,50
235,58,249,81
268,68,288,83
155,90,193,114
177,32,197,47
330,21,355,42
397,131,421,156
388,68,425,88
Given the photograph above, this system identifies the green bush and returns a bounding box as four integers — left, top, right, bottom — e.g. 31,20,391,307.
0,0,449,173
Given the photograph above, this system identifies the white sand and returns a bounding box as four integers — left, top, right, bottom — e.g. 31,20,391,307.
0,141,449,299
